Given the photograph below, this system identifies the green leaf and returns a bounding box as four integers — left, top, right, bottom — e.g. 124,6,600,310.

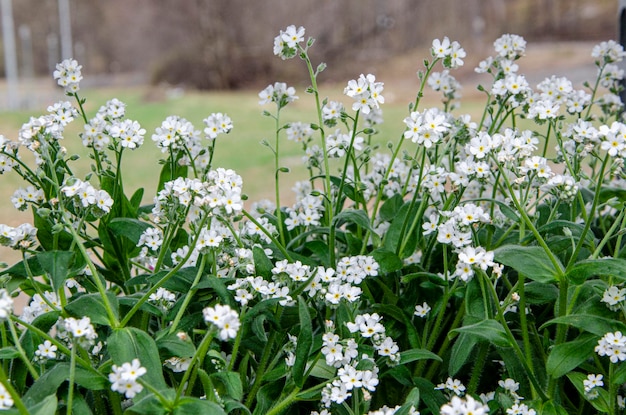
395,387,421,415
64,292,119,326
126,389,174,415
108,327,167,393
567,372,610,412
332,209,373,232
612,361,626,385
398,348,442,365
546,335,597,378
308,359,335,380
36,250,75,291
539,401,569,415
540,314,626,337
253,246,274,278
450,319,511,348
156,332,196,359
371,248,404,274
379,194,405,222
524,282,559,304
413,377,448,415
172,396,226,415
23,363,108,404
157,152,188,193
494,245,561,283
449,333,478,376
0,347,19,359
293,296,313,388
567,258,626,284
210,371,243,401
107,218,151,245
28,394,58,415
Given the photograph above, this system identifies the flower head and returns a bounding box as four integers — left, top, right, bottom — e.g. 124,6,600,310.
274,25,305,60
53,58,82,92
203,304,241,341
109,359,146,399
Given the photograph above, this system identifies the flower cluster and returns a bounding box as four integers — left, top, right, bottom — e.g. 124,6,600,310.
344,73,385,114
60,316,98,348
431,37,466,68
53,58,82,93
203,112,233,139
595,331,626,363
273,25,305,60
259,82,298,108
61,178,114,214
109,359,147,399
440,395,488,415
203,304,241,341
583,374,604,399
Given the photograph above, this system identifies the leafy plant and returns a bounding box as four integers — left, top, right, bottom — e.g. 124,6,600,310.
0,26,626,415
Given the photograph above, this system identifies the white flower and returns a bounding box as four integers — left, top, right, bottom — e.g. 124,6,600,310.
596,331,626,363
35,340,58,361
602,285,626,307
164,356,192,372
583,373,604,393
414,302,431,318
203,304,241,341
109,358,146,398
0,289,13,320
0,382,13,410
441,395,488,415
63,316,97,348
53,58,82,92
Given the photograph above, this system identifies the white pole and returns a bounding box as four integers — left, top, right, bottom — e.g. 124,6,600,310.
58,0,72,59
1,0,18,110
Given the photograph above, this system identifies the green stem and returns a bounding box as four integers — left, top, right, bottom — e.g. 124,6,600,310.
483,270,549,401
177,328,215,400
593,209,625,259
547,278,569,397
466,342,489,395
62,210,119,327
266,387,301,415
8,318,39,379
497,158,565,278
227,307,247,372
168,253,207,335
245,331,277,408
120,213,208,327
517,273,537,399
567,154,610,270
609,362,617,415
334,111,360,214
66,346,77,415
241,210,292,261
0,364,28,414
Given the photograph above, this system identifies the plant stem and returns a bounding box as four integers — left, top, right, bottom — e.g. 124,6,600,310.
177,328,215,400
245,331,277,408
266,387,300,415
0,364,28,414
66,346,77,415
168,253,207,335
7,318,39,379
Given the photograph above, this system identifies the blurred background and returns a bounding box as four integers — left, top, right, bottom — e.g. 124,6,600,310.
0,0,619,101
